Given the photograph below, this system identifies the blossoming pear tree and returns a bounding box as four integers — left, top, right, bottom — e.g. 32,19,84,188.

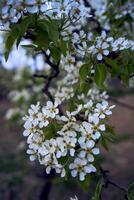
0,0,134,199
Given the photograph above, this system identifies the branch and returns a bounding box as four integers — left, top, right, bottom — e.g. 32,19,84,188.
32,49,60,102
110,97,134,111
100,166,128,199
24,31,61,102
83,0,105,33
33,50,65,116
39,170,55,200
42,67,59,102
40,51,60,101
129,73,134,78
33,74,48,79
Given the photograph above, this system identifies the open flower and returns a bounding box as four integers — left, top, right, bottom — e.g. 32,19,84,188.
23,120,37,137
88,115,106,140
63,135,77,157
95,101,115,119
69,157,96,181
96,41,109,60
79,140,100,162
84,100,93,116
38,111,49,128
43,99,60,119
78,122,93,145
27,102,40,126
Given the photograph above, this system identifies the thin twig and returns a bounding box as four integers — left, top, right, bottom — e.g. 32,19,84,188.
33,74,48,79
83,0,105,33
100,166,128,199
110,97,134,111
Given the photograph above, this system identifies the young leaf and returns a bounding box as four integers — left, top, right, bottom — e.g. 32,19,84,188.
92,178,104,200
35,30,49,50
100,125,116,151
79,63,90,80
127,183,134,200
60,39,68,56
50,45,61,63
37,19,50,33
16,15,35,47
20,15,34,36
100,136,109,151
80,80,89,94
5,26,19,61
105,57,119,77
79,175,91,191
94,64,107,88
121,66,130,86
121,74,129,86
49,22,59,43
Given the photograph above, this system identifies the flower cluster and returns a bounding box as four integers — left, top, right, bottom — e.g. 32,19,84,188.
0,0,91,25
87,31,134,60
23,97,115,181
62,29,134,61
52,53,109,104
114,1,134,20
77,88,109,103
0,0,50,24
53,54,82,102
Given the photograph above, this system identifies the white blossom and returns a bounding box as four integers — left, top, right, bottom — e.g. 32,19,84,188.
89,115,105,139
70,196,78,200
69,157,96,181
95,101,115,119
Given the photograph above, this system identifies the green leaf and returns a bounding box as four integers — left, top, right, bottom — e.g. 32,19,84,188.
37,19,59,45
68,100,76,112
5,26,20,61
37,19,50,33
127,183,134,200
49,22,59,43
20,15,34,34
38,19,59,43
80,80,89,94
121,65,130,86
59,155,69,165
100,136,109,151
79,63,90,80
101,125,116,151
79,175,91,191
106,124,115,135
16,15,35,47
121,74,129,86
60,39,68,56
50,45,61,63
4,15,35,60
105,57,119,77
92,178,104,200
35,30,49,50
44,123,61,139
94,64,107,88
